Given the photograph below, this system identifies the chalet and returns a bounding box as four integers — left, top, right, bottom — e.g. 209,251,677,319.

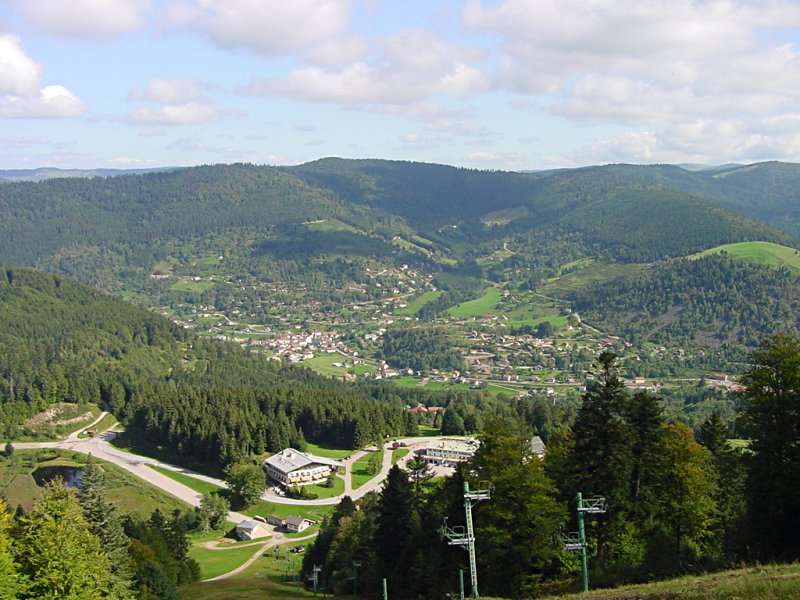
263,448,343,488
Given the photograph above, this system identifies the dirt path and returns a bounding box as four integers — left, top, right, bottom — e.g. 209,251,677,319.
203,531,319,582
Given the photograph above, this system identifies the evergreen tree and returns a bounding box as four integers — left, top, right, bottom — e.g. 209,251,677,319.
471,419,566,597
741,333,800,558
569,352,634,562
375,466,415,594
406,456,434,501
698,413,727,457
77,460,136,600
15,481,114,600
0,498,24,600
3,443,12,459
626,391,665,510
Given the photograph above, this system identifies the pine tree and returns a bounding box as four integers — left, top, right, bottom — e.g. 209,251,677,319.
741,333,800,558
77,460,136,599
471,419,566,597
16,480,114,600
569,352,634,562
375,466,415,593
698,413,727,457
0,498,24,600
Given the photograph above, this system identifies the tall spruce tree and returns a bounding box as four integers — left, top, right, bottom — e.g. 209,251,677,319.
569,352,634,562
77,460,136,600
375,465,415,595
741,333,800,558
471,419,566,598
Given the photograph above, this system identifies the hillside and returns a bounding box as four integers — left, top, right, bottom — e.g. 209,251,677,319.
0,267,414,463
692,241,800,272
531,563,800,600
571,254,800,348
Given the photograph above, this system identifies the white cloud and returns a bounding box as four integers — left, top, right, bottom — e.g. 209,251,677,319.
169,0,362,64
465,0,800,164
246,29,489,106
11,0,150,38
128,79,218,125
129,79,207,105
0,35,85,119
0,35,42,96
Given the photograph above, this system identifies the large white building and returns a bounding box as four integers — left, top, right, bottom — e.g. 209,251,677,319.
415,438,480,466
263,448,343,487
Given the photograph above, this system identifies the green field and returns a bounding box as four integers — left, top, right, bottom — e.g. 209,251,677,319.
303,475,345,499
242,500,332,524
189,543,266,580
0,450,186,516
398,290,443,315
303,353,350,377
148,465,224,495
691,241,800,272
448,286,502,317
537,563,800,600
392,448,410,464
540,262,649,297
416,425,441,436
303,441,354,460
179,541,313,600
351,448,384,490
171,279,217,293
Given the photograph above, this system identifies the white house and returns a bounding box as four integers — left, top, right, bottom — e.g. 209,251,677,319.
263,448,343,488
285,515,313,533
235,519,270,541
416,438,479,467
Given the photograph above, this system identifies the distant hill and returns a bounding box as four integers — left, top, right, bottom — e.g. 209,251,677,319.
0,166,181,182
0,158,796,332
691,241,800,272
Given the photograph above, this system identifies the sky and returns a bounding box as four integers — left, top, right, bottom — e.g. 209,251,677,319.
2,0,800,170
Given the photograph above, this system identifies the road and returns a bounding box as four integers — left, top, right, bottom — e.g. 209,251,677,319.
10,414,451,512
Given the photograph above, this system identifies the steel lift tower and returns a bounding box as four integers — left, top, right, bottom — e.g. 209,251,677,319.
441,481,492,598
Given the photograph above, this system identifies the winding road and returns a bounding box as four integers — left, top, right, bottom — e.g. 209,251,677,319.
9,414,452,580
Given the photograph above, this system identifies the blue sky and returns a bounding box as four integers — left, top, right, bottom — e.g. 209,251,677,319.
1,0,800,170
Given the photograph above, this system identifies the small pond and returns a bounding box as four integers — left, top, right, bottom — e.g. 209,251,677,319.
32,465,84,488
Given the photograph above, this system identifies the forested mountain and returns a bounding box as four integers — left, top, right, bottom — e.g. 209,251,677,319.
0,268,416,464
0,159,794,275
571,255,800,348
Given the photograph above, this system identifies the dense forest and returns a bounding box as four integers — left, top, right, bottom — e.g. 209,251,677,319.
0,160,794,299
572,255,800,348
303,336,800,598
0,268,416,466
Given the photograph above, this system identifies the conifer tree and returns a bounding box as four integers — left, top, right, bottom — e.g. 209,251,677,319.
77,460,136,599
375,465,415,593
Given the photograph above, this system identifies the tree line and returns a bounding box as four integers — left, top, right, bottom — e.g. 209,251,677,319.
302,334,800,598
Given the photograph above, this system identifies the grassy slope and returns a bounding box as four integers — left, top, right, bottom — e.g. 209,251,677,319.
303,441,354,460
179,541,314,600
189,543,267,580
540,262,650,298
691,241,800,272
531,563,800,600
148,465,223,495
0,450,186,516
351,448,385,490
398,290,443,315
448,286,502,317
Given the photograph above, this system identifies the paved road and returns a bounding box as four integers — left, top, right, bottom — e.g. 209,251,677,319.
10,420,451,514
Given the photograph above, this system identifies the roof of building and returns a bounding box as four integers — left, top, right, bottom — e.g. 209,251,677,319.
422,438,480,454
236,519,265,532
530,436,547,457
263,448,343,474
285,515,308,527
